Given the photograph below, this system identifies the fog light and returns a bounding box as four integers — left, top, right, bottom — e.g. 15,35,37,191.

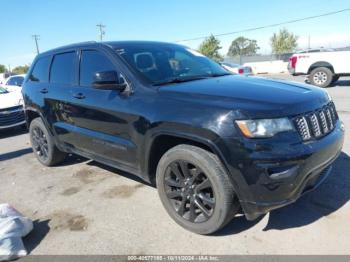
268,165,299,180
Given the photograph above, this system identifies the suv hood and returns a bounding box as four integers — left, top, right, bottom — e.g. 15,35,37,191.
159,75,330,118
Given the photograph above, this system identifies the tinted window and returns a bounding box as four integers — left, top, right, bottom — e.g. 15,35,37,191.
7,76,24,86
115,43,228,84
50,52,76,85
29,56,50,82
80,50,115,86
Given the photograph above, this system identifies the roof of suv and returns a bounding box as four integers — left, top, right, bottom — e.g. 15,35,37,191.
37,40,181,57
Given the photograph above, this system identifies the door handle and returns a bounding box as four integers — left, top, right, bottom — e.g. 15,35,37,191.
40,88,48,94
73,93,85,99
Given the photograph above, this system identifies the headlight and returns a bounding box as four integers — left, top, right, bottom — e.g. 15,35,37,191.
236,118,294,138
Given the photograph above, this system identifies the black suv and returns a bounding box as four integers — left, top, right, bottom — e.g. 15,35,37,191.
22,41,345,234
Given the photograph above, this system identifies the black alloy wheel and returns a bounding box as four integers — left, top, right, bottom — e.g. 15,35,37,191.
31,126,49,162
164,160,215,223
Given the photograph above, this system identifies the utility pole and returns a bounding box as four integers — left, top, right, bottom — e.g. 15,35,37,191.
308,34,311,50
32,35,40,54
96,23,106,41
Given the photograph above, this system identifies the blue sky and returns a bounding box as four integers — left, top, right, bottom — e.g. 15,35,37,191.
2,0,350,67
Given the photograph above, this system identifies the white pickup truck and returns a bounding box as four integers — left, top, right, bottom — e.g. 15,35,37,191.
288,50,350,87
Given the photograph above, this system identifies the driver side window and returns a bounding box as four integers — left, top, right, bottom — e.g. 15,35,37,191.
79,50,115,87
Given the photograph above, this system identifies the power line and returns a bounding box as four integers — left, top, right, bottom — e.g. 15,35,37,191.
32,34,40,54
176,8,350,42
96,23,106,41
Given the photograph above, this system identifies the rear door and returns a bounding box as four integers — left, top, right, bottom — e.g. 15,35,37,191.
45,50,80,148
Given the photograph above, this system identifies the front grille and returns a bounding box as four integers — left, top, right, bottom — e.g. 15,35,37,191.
294,102,338,141
0,105,25,127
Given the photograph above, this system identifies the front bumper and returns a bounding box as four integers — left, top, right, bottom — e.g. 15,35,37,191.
0,106,26,130
221,121,345,220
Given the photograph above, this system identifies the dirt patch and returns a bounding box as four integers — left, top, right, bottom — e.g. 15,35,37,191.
73,167,110,184
48,210,88,231
61,187,80,196
102,184,145,199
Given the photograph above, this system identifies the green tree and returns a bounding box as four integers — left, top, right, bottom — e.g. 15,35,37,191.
0,64,6,73
270,28,298,56
12,65,30,75
198,35,223,62
227,37,260,57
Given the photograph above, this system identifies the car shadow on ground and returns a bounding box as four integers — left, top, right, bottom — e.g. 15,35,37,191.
0,126,27,140
0,147,33,161
333,80,350,87
23,219,50,254
215,152,350,236
58,153,88,167
87,160,155,188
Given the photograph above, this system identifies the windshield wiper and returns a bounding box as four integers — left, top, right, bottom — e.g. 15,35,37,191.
153,76,208,86
206,72,232,77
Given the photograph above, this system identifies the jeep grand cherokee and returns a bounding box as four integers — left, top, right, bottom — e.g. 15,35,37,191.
22,41,345,234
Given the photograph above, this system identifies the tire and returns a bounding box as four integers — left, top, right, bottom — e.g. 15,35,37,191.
156,145,240,234
29,117,66,166
309,67,333,88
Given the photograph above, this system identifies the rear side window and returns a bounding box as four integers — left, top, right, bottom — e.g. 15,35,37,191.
50,52,76,85
79,50,115,86
29,56,50,82
7,76,24,86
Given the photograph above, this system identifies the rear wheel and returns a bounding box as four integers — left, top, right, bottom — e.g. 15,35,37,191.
156,145,239,234
309,67,333,88
29,117,66,166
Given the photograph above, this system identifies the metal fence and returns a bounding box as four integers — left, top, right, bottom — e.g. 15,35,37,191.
224,53,293,65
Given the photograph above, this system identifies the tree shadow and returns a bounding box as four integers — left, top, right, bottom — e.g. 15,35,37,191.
0,148,32,161
0,125,27,139
214,152,350,235
22,219,50,254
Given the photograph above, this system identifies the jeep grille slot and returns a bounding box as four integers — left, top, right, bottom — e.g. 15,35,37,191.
294,102,338,141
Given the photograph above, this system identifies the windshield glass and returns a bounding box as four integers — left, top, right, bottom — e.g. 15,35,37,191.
115,43,230,85
0,87,8,94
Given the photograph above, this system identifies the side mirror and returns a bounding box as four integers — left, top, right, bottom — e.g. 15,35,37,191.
92,71,127,91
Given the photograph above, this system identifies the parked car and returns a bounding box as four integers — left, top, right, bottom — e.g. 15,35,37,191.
22,41,344,234
288,50,350,87
2,74,26,91
220,62,253,76
0,86,25,130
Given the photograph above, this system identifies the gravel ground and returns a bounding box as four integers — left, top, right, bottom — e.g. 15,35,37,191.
0,74,349,255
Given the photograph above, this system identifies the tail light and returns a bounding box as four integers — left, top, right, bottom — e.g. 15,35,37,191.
289,56,298,68
238,68,244,74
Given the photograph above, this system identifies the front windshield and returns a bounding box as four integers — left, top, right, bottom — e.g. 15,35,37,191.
0,87,8,94
115,43,230,85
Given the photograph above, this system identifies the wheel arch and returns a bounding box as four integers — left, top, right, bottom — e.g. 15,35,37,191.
308,61,334,74
25,108,54,136
145,131,230,185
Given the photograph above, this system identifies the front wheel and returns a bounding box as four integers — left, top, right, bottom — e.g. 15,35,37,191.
156,145,240,234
